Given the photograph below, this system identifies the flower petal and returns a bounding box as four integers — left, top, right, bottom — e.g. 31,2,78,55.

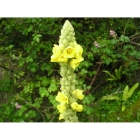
59,114,64,120
57,54,68,62
57,103,67,113
63,46,75,58
69,59,80,69
72,89,84,100
55,92,68,104
71,102,83,112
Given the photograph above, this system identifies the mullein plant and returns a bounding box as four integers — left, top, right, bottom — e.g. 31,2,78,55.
50,20,84,122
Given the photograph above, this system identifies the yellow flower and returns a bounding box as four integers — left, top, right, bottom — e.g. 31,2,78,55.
51,54,59,62
57,103,66,113
51,44,63,62
57,54,68,62
69,58,81,69
74,42,84,62
63,46,75,58
55,92,68,104
76,56,84,62
72,89,84,100
59,114,64,120
71,102,83,112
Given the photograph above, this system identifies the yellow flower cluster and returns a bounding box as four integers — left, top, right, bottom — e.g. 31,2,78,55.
55,89,84,120
51,41,84,69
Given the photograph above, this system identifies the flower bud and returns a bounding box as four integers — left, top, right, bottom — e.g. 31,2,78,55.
60,78,67,86
60,86,65,91
71,37,75,42
69,97,77,104
67,75,74,81
70,84,75,91
69,32,75,38
65,86,70,93
68,42,74,47
66,35,71,42
66,69,73,75
62,39,68,46
59,20,75,48
65,80,70,86
60,69,67,77
71,79,76,84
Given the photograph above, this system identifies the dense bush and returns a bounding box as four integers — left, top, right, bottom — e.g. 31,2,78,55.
0,18,140,122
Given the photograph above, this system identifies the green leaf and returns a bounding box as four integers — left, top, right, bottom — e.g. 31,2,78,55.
41,78,49,86
122,85,129,101
26,57,33,63
31,67,36,73
114,66,122,80
115,69,119,79
33,34,42,43
122,83,139,101
103,70,117,80
110,39,118,45
48,81,58,92
39,87,49,97
36,37,39,43
119,66,122,77
100,95,120,102
120,35,130,42
107,78,117,81
127,83,139,98
122,105,126,112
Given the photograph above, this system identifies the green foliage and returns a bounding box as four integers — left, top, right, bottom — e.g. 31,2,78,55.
1,18,140,122
122,83,139,112
100,95,120,102
103,66,123,81
122,83,139,101
120,35,130,42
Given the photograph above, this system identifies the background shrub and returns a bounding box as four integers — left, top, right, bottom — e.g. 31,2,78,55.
0,18,140,122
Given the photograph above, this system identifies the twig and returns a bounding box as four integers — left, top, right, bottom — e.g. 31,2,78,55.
129,33,140,39
37,56,50,65
123,19,130,36
0,65,14,72
84,62,102,95
50,112,57,122
103,87,123,97
130,41,140,46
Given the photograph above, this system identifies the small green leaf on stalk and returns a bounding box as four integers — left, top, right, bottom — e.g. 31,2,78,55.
122,105,126,112
103,70,117,80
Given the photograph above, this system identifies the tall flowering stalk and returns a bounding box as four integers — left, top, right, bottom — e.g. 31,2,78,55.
50,20,84,122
